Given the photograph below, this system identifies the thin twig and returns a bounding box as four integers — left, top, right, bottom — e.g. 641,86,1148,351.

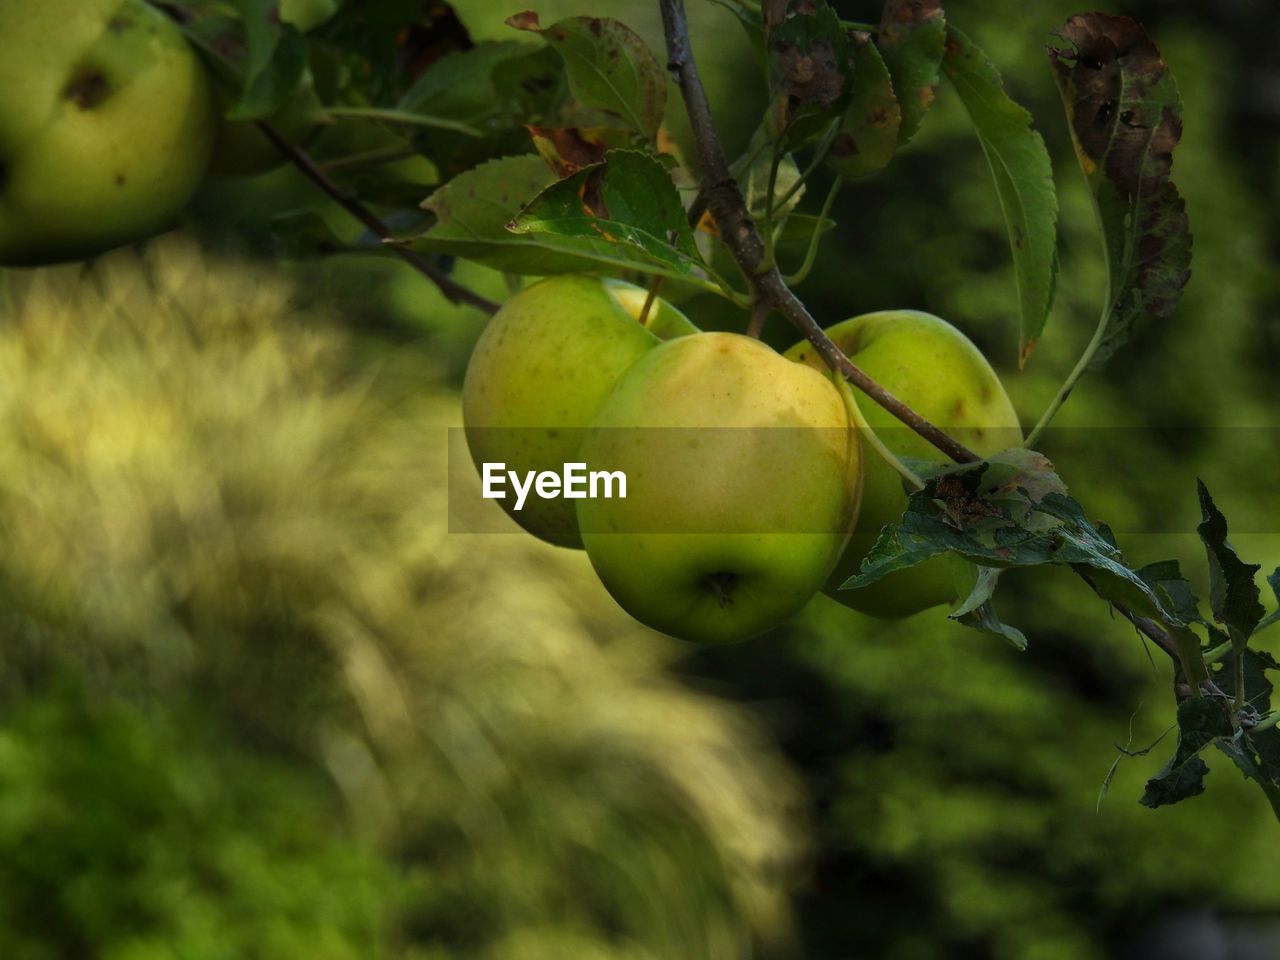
657,0,979,465
257,122,500,316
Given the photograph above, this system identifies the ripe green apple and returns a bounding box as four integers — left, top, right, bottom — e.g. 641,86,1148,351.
462,275,698,548
786,310,1022,618
577,332,862,643
0,0,216,265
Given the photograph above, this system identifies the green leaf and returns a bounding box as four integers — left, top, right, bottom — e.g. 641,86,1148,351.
395,42,565,177
842,451,1195,636
1212,649,1279,715
1215,729,1280,823
1136,559,1202,625
950,567,1028,650
312,0,474,103
177,3,311,120
1047,14,1192,366
825,32,901,178
508,150,718,284
1141,696,1232,808
1196,480,1265,644
507,13,667,141
1141,755,1209,808
942,26,1058,367
413,156,570,273
877,0,945,145
745,153,804,219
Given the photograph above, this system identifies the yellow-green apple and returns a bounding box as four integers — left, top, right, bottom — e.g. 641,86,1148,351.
577,332,862,643
462,275,697,548
786,310,1022,617
0,0,216,265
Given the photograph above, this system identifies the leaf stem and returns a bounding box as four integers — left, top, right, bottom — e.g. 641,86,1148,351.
322,106,485,138
1024,292,1110,447
785,176,843,286
257,123,500,316
772,119,840,213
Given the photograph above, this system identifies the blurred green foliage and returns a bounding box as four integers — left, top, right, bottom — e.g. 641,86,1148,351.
0,682,396,960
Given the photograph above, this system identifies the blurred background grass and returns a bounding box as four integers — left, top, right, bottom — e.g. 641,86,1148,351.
1,0,1278,958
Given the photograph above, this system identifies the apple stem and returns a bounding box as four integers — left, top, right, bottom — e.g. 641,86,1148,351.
832,374,924,492
746,301,768,339
657,0,980,467
256,122,501,317
638,276,663,329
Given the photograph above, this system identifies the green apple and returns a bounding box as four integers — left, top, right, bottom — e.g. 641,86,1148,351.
786,310,1022,618
462,275,698,548
0,0,216,265
577,332,862,643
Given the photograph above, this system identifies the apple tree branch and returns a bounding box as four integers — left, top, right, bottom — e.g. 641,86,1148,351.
258,122,500,317
657,0,979,466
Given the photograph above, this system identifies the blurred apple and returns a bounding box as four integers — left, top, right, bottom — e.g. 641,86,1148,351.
0,0,216,264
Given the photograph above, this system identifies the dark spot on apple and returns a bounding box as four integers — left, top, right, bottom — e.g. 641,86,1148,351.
107,15,133,33
115,173,126,186
703,572,739,608
829,133,858,157
64,68,112,110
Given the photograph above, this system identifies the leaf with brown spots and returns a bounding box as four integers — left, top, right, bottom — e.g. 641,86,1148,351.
875,0,947,144
766,0,853,152
825,31,900,178
508,150,721,284
943,26,1058,367
877,0,945,145
508,14,667,141
527,126,634,178
1048,13,1192,366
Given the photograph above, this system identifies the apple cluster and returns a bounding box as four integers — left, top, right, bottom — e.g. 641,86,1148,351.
0,0,336,266
463,277,1023,643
